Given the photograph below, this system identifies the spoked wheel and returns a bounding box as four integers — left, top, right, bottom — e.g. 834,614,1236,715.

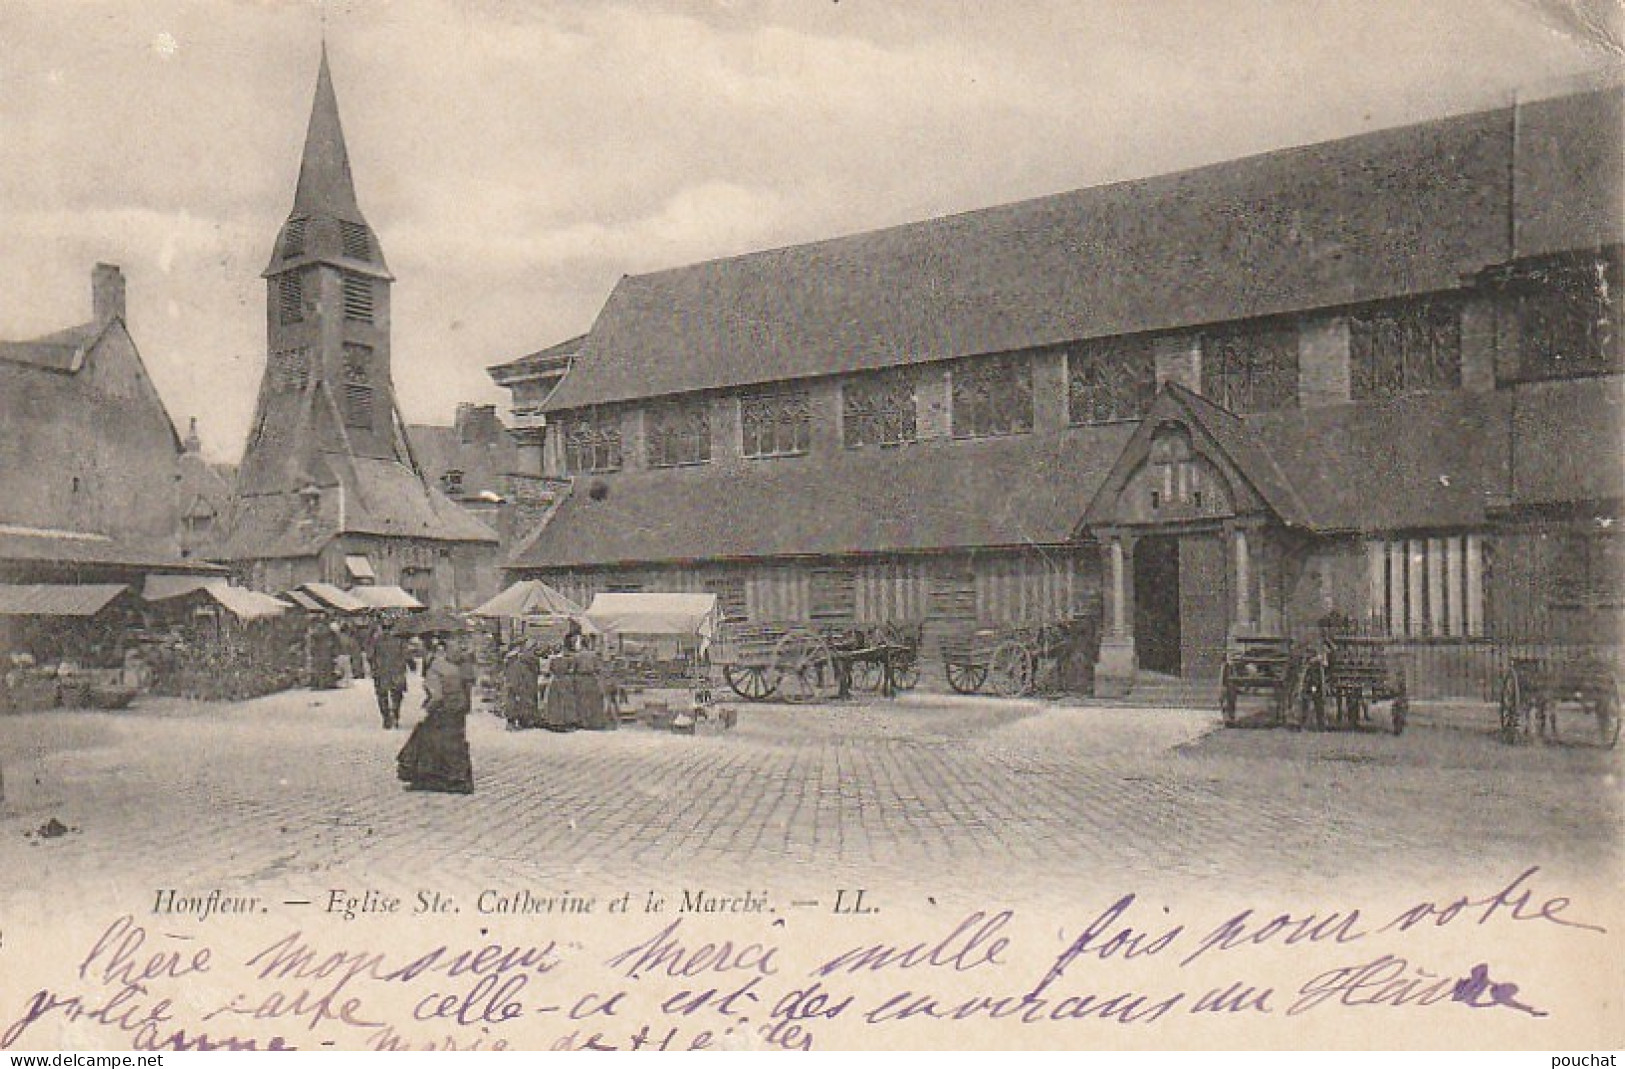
723,664,778,701
850,659,885,693
1220,663,1238,726
987,640,1035,698
1498,669,1524,744
773,629,840,702
945,662,987,694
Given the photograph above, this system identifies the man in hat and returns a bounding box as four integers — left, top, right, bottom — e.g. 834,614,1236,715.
371,626,409,729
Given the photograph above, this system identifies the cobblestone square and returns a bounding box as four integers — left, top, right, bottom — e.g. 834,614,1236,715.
2,681,1618,911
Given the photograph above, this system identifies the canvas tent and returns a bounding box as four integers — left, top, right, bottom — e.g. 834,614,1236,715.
348,585,424,611
144,577,287,620
471,580,584,620
584,592,717,639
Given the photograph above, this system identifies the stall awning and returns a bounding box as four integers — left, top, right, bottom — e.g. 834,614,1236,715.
279,590,324,612
299,582,367,613
144,578,288,620
348,585,424,610
471,580,585,619
206,585,289,620
345,555,376,581
585,592,717,639
0,583,128,617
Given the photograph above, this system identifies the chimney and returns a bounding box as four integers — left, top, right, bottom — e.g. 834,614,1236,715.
92,263,126,325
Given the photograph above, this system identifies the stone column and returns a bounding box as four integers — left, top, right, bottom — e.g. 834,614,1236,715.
1094,533,1137,697
1233,527,1252,629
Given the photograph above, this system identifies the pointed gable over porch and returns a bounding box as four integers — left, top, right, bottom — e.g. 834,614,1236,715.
1079,383,1312,535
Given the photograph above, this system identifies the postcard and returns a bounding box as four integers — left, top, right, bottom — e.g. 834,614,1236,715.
0,0,1620,1052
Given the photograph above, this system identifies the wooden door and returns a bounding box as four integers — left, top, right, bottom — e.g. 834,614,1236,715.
1179,533,1231,679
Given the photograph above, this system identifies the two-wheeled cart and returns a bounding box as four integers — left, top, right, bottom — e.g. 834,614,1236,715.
1498,647,1620,748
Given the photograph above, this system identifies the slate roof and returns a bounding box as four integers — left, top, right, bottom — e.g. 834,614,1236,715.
0,526,221,572
511,425,1134,568
513,374,1623,569
407,421,518,500
215,451,497,561
545,88,1621,413
487,334,586,386
0,322,102,373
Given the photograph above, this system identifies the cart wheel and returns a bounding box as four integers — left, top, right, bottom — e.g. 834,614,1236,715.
893,659,921,692
1390,681,1408,736
773,629,839,703
945,662,987,694
1497,669,1523,744
987,640,1035,698
1595,676,1620,750
723,665,777,701
850,659,884,693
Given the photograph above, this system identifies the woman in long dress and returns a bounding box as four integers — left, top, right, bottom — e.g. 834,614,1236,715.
396,637,475,793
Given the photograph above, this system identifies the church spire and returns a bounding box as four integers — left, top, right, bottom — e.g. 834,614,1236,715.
292,44,361,221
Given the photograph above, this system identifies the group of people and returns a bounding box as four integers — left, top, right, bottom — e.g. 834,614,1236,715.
366,617,617,798
499,621,617,733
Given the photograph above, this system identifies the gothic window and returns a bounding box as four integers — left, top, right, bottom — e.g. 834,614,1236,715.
843,368,917,447
279,273,304,324
740,387,811,458
644,397,712,468
269,348,309,391
1201,321,1299,413
342,273,374,323
951,354,1033,438
342,383,374,429
1067,337,1155,425
281,218,308,260
1349,298,1462,399
342,343,371,384
563,410,623,474
1146,425,1206,512
339,221,371,261
1510,253,1621,381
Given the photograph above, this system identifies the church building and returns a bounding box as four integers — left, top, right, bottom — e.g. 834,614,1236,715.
497,84,1622,698
218,49,497,608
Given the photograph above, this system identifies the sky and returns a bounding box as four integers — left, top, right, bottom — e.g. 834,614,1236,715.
0,0,1619,462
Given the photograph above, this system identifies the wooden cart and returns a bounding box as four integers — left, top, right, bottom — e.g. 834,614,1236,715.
1498,647,1620,748
1296,634,1408,734
940,621,1089,698
713,621,922,702
1219,635,1298,726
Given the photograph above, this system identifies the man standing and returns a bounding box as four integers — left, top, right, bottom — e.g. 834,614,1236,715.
371,627,409,729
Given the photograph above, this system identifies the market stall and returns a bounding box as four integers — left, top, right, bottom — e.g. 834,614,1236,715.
0,583,143,711
142,578,303,700
584,592,720,730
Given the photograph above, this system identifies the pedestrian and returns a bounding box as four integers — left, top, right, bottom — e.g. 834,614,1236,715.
371,626,409,729
333,622,354,686
308,621,337,690
396,633,475,794
501,640,542,730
